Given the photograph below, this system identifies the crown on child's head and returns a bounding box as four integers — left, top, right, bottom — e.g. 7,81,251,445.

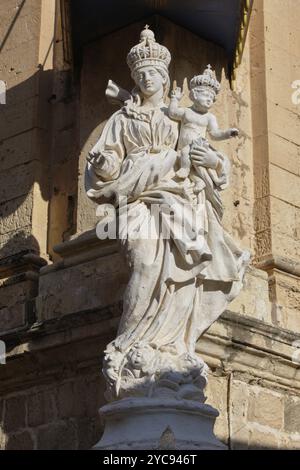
127,25,171,75
189,65,221,95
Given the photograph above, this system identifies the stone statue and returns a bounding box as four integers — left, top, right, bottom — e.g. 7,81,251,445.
169,65,239,182
85,25,249,449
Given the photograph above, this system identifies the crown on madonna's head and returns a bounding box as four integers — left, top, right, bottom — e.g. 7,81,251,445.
127,25,171,74
189,65,221,95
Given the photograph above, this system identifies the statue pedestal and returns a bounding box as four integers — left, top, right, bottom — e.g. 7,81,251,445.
94,397,227,450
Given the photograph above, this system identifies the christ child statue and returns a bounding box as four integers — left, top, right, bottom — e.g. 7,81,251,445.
168,65,239,181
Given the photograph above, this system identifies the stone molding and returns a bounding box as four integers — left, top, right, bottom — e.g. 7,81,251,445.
1,307,299,396
255,255,300,279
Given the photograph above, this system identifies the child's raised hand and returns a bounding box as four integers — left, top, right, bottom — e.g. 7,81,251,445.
171,87,183,101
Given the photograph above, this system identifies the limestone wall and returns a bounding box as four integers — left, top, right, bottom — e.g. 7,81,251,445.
0,0,300,450
0,0,56,260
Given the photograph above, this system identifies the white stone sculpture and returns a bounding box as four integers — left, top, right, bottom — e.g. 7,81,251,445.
169,65,239,181
85,25,250,449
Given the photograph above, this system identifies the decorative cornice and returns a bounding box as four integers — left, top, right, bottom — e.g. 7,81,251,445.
40,230,118,276
0,251,47,280
1,308,300,394
231,0,254,85
255,255,300,278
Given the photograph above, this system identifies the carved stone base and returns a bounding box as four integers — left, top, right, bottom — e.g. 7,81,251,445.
94,398,227,450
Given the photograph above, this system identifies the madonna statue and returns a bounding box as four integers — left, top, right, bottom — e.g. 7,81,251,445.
85,26,249,449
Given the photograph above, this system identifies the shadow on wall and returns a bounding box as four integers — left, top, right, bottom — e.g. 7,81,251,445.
0,232,41,262
0,0,79,262
0,63,79,259
0,352,106,450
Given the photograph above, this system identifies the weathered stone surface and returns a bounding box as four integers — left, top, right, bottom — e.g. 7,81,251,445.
253,161,269,199
271,197,300,247
0,131,35,172
270,164,300,208
3,396,26,433
0,0,40,25
267,73,299,117
280,433,300,450
229,379,249,449
0,399,4,448
0,303,26,333
273,271,300,312
0,226,36,259
229,267,271,322
56,376,105,421
0,49,38,91
230,426,250,450
37,253,127,321
205,374,229,444
0,96,39,142
4,71,40,108
269,132,300,177
77,417,103,450
5,431,34,450
0,13,40,55
254,229,272,260
284,396,300,434
0,275,37,333
0,432,6,449
27,390,56,428
0,399,3,421
279,305,300,334
0,277,34,309
247,387,284,430
0,194,33,235
0,162,37,204
36,420,77,450
254,196,270,234
74,376,105,418
248,426,280,450
57,382,78,419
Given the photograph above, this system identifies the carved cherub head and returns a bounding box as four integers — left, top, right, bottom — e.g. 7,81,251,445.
127,342,156,371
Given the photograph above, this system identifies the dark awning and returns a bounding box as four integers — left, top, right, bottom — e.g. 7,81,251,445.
70,0,252,77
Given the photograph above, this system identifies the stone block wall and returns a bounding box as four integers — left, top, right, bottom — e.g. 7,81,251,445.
1,362,105,449
0,0,300,450
250,0,300,330
0,0,54,260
